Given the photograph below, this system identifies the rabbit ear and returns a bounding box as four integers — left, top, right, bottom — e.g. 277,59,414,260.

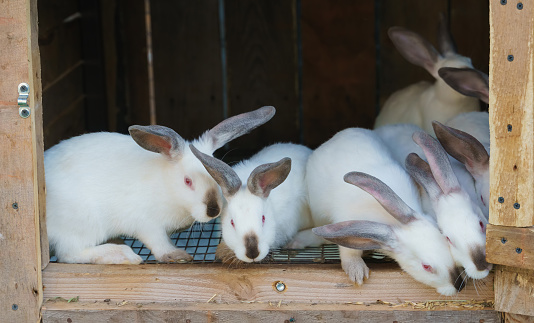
204,106,276,153
432,121,489,178
247,158,291,198
412,131,461,194
189,145,242,197
405,153,443,201
312,220,395,251
129,125,185,159
437,13,457,55
438,67,489,104
344,172,416,225
388,26,441,75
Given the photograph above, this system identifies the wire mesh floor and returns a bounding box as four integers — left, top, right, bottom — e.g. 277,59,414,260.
50,217,393,264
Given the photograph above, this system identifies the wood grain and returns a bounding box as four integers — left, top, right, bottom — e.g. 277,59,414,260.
494,265,534,316
486,224,534,270
489,0,534,227
505,313,534,323
42,263,494,304
302,0,375,148
224,0,299,152
41,301,499,323
150,0,223,140
0,0,44,321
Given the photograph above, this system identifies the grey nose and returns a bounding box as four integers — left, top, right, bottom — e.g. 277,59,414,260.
204,189,221,218
244,233,260,261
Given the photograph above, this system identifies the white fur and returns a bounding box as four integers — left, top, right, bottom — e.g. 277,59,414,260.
221,143,314,262
306,128,460,295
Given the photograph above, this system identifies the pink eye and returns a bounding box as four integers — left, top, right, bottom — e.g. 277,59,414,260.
422,263,433,273
479,221,485,232
184,176,193,188
231,219,235,228
262,215,265,226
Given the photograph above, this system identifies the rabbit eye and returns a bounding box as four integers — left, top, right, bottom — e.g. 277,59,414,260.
479,221,485,232
231,219,235,228
422,263,433,273
262,215,265,226
184,176,193,189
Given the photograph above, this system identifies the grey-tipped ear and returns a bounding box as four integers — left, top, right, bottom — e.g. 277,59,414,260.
388,26,440,75
438,67,489,104
189,145,242,197
437,12,457,55
412,131,460,194
247,157,291,198
344,172,416,225
205,106,276,152
405,153,443,201
129,125,185,159
432,121,489,178
312,220,395,251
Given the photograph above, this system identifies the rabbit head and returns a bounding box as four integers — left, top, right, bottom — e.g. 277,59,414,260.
128,106,276,223
190,145,291,262
313,172,464,296
407,131,491,279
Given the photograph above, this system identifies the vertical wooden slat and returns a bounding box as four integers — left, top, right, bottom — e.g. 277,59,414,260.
150,0,223,140
489,0,534,227
0,0,44,321
302,0,375,148
494,266,534,316
225,0,299,152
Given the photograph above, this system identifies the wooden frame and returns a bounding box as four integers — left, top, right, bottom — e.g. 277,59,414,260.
0,0,532,321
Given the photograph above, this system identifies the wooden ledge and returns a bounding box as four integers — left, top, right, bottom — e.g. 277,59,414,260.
486,224,534,270
42,263,494,304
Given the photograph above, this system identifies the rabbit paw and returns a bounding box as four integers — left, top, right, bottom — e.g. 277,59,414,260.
157,249,193,263
341,257,369,285
92,244,143,264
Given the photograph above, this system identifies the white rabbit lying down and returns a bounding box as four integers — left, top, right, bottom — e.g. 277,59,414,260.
191,143,314,263
306,128,463,296
45,106,275,264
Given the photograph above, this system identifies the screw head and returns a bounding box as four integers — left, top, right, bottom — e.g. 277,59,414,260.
517,2,523,9
498,197,504,203
501,237,507,244
274,281,286,292
516,248,523,254
507,124,512,132
19,108,30,118
501,0,507,4
514,203,520,209
12,304,18,311
12,202,18,209
289,318,295,322
507,55,514,62
19,85,28,92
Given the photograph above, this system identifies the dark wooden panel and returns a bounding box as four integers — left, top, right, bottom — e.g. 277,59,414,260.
224,0,299,152
302,0,375,148
38,0,79,34
150,0,223,140
44,99,86,149
377,0,448,108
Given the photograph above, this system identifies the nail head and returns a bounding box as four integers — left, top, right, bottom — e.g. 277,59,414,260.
501,0,507,4
507,55,514,62
498,197,504,203
517,2,523,9
507,124,512,132
12,202,18,209
12,304,18,311
514,203,520,209
274,281,286,292
501,237,507,244
516,248,522,254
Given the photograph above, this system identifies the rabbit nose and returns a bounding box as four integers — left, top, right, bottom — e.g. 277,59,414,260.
470,246,490,271
244,233,260,260
451,268,465,292
204,189,221,218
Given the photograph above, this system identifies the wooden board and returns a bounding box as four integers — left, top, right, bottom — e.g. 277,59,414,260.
489,0,534,227
494,265,534,316
486,224,534,270
150,0,223,140
302,0,375,148
505,313,534,323
225,0,299,151
42,263,494,304
0,0,44,321
41,301,499,323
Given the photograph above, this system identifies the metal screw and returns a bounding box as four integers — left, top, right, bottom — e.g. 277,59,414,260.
12,304,18,311
275,281,286,292
19,107,30,118
19,85,28,92
517,2,523,9
501,237,507,244
507,124,512,132
12,202,18,209
516,248,522,254
501,0,507,4
289,318,295,322
507,55,514,62
514,203,520,209
498,197,504,203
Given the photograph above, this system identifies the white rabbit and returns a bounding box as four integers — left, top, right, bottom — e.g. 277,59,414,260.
306,128,463,296
190,143,314,263
45,106,276,264
406,130,491,279
374,15,482,135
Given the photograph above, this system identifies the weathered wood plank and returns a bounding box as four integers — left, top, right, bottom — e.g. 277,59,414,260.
0,0,44,321
505,313,534,323
150,0,223,139
42,263,494,304
302,0,375,148
225,0,299,151
495,265,534,316
41,301,499,323
486,224,534,270
489,0,534,227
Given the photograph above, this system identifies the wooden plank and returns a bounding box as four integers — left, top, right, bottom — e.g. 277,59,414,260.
0,0,44,321
489,0,534,227
225,0,299,151
486,224,534,270
505,313,534,323
302,0,375,148
150,0,223,139
44,98,86,149
42,301,500,323
495,265,534,316
377,0,448,108
42,263,494,304
100,0,118,132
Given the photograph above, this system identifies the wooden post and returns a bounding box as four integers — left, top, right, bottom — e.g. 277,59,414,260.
488,0,534,319
0,0,45,321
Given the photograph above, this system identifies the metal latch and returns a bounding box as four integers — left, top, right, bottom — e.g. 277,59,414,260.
17,83,30,118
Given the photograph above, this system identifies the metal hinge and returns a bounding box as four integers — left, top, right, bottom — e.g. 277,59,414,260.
17,83,30,118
